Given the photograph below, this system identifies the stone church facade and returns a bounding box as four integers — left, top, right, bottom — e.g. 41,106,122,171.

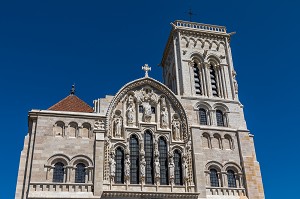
15,20,264,199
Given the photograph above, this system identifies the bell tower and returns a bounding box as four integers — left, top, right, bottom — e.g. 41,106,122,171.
161,20,238,100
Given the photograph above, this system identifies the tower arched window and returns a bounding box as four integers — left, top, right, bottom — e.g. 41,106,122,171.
144,131,154,184
130,135,139,184
193,62,202,95
75,163,86,183
216,110,225,126
227,170,237,188
209,169,219,187
209,65,218,97
53,162,64,183
115,147,125,183
158,137,168,185
199,108,208,125
174,150,183,185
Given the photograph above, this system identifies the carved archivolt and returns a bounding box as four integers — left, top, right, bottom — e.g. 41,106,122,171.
103,77,194,187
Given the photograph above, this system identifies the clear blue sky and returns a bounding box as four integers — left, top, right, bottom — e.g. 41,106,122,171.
0,0,298,198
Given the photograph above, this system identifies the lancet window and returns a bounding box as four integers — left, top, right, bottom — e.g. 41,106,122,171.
130,135,139,184
75,163,86,183
115,147,124,183
53,162,64,183
174,150,183,185
144,131,154,184
158,137,168,185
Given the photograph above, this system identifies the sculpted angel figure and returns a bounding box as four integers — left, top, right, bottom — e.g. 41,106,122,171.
161,107,169,128
126,103,134,124
172,119,181,141
114,117,122,137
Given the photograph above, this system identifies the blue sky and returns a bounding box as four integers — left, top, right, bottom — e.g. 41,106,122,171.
0,0,299,198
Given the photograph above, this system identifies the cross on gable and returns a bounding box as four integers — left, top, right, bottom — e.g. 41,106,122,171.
142,64,151,77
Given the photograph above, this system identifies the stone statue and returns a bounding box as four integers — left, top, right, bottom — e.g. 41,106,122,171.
232,70,238,93
169,159,175,179
125,154,130,178
109,152,116,178
143,102,152,122
154,158,160,178
160,96,166,107
161,107,168,128
126,103,134,125
114,117,122,137
172,119,181,141
140,158,146,177
182,155,189,181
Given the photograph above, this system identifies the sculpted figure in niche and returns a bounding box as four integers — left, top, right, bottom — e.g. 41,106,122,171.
143,102,152,122
154,158,160,178
169,158,175,179
161,107,169,129
172,119,181,141
109,151,116,178
126,103,134,125
140,158,146,178
182,154,189,181
125,154,130,178
114,117,122,137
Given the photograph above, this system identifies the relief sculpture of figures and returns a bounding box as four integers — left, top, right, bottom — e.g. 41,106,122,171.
143,102,152,122
172,119,181,141
94,120,105,130
114,117,122,137
161,107,169,129
126,103,134,125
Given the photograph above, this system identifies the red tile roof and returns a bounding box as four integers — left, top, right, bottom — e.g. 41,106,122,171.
48,95,94,113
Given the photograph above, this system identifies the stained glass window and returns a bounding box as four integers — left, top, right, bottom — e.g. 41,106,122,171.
130,135,139,184
53,162,64,183
227,170,237,188
144,131,154,184
158,137,168,185
174,150,183,185
75,163,86,183
199,108,207,125
216,110,224,126
114,147,124,183
210,169,219,187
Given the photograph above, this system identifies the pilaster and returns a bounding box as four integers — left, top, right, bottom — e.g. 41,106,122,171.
93,129,105,197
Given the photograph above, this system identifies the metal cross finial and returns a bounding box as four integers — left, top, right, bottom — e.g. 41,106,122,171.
142,64,151,77
70,84,75,95
186,8,196,21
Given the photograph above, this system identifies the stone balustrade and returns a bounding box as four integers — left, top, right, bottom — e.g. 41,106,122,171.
206,187,246,196
29,182,93,192
174,20,227,33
